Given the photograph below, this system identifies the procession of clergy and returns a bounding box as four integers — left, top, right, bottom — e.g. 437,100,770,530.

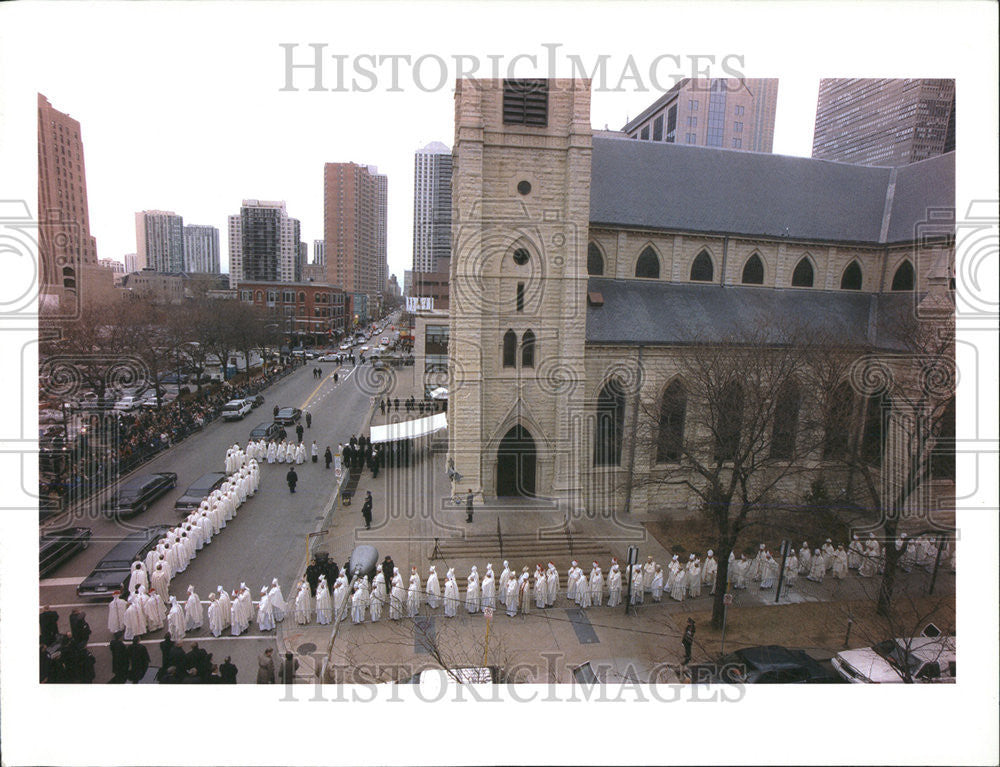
107,439,954,636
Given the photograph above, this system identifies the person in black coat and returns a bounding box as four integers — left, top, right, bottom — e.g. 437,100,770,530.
109,634,129,683
295,423,304,443
322,558,339,588
219,656,238,683
361,491,373,530
69,609,91,646
306,559,321,596
324,446,333,469
40,642,52,683
157,634,175,680
286,466,298,493
186,643,211,679
39,606,59,646
381,556,394,595
127,637,150,683
167,643,186,673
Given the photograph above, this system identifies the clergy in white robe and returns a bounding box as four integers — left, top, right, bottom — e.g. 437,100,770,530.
703,551,718,594
642,556,657,594
498,561,512,607
390,571,406,620
807,549,825,582
759,554,777,589
128,562,148,594
266,442,276,464
369,576,385,622
207,594,225,637
314,576,332,624
650,565,664,602
407,573,421,618
443,571,459,618
185,585,204,630
799,543,812,575
268,579,286,622
630,565,644,604
294,581,312,624
750,544,767,581
832,546,849,579
425,566,441,609
123,595,146,641
504,577,519,616
216,586,232,629
257,587,276,631
239,584,255,624
481,566,496,612
148,589,168,629
733,556,749,589
518,568,531,615
351,584,366,624
545,563,558,607
666,555,681,590
688,561,702,598
589,563,604,606
847,535,864,570
669,567,686,601
566,561,580,602
607,564,622,607
821,539,835,572
464,566,481,614
295,443,306,465
107,592,127,635
334,576,349,622
784,552,798,586
534,567,547,610
167,596,186,639
576,570,592,609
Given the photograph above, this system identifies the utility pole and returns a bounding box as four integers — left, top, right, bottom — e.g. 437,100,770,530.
774,539,790,603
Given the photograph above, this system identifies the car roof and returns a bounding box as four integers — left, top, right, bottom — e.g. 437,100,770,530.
223,399,245,407
119,473,167,491
185,472,227,491
95,525,171,569
734,645,811,670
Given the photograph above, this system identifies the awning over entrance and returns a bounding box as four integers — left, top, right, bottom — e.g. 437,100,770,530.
370,413,447,444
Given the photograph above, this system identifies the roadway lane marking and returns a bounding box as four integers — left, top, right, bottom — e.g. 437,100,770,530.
300,365,345,410
40,577,85,588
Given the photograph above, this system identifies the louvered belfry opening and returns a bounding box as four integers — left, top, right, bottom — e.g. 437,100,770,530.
503,79,549,127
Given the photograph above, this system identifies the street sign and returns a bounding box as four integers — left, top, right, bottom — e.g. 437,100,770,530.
723,593,733,606
484,607,494,620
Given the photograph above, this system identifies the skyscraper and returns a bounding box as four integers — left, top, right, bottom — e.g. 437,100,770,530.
622,78,778,152
323,162,388,314
312,239,325,266
227,200,301,288
124,253,142,273
412,141,453,273
135,210,185,273
37,93,112,313
812,78,956,166
182,224,220,273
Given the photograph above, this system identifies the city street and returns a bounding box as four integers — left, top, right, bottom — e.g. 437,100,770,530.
39,354,377,682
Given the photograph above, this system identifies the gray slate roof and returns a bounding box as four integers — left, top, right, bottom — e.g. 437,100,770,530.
585,277,917,351
590,137,954,245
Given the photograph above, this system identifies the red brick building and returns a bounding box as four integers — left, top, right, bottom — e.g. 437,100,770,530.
238,280,351,344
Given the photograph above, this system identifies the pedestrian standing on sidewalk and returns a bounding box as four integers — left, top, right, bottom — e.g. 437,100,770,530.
324,446,333,469
465,489,474,523
361,491,373,530
381,557,394,596
256,648,275,684
286,467,298,494
682,618,695,665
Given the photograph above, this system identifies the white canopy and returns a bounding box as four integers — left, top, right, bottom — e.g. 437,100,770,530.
370,413,447,444
429,387,449,400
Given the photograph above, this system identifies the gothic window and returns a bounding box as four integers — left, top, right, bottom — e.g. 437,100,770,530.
635,247,660,279
714,381,744,461
891,260,915,291
594,378,625,467
521,330,535,368
770,379,801,459
502,330,517,368
587,243,604,276
656,380,687,462
791,257,814,287
742,254,765,285
690,250,714,282
860,393,891,467
824,381,854,459
841,260,863,290
931,397,955,480
516,282,525,312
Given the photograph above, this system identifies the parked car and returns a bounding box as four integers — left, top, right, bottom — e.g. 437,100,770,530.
248,393,265,409
381,336,389,345
157,372,187,385
104,471,178,517
39,526,92,577
319,354,339,362
249,422,287,442
221,399,253,421
274,407,302,425
76,525,173,599
832,634,956,683
686,645,841,684
339,343,352,351
174,472,228,512
113,395,142,412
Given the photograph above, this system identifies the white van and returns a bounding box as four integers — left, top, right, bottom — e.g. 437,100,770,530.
221,399,252,421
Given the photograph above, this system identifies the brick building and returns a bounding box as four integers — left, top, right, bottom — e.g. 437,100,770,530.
238,280,351,343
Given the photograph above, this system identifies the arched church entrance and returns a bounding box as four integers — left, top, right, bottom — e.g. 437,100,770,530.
495,424,537,497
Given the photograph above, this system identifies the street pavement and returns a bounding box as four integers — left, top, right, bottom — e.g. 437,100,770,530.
39,352,379,683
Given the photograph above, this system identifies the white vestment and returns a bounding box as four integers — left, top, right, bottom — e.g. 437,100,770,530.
315,580,332,624
107,595,127,634
425,569,441,608
443,577,459,617
607,567,622,607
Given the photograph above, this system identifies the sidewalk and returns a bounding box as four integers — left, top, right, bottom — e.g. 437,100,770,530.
275,365,956,683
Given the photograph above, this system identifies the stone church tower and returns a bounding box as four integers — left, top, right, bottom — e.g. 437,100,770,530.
448,79,592,511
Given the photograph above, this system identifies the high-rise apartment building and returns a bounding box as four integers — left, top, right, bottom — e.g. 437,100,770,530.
182,224,220,273
37,93,113,313
227,200,301,288
124,253,142,273
135,210,185,273
312,239,325,266
623,78,778,152
323,162,387,311
812,78,956,166
412,141,453,273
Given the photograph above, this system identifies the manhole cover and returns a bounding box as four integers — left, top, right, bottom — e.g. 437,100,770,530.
297,642,317,654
